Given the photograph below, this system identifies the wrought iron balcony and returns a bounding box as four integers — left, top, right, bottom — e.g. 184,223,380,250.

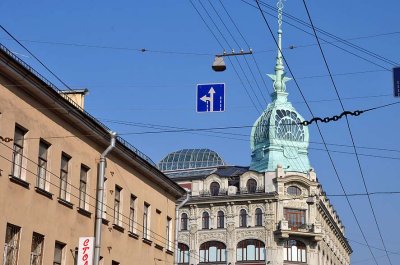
275,220,322,242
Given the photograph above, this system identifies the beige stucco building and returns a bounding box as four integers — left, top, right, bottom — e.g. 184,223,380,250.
0,43,185,265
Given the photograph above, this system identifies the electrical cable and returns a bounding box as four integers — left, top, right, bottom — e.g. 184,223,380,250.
189,0,262,114
198,0,264,113
258,0,399,67
253,1,379,263
301,1,393,263
241,0,390,71
208,0,269,105
0,25,74,91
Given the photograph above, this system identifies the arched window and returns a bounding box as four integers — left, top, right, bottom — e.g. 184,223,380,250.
217,211,224,228
199,241,226,263
181,213,188,231
236,239,265,261
210,182,220,196
284,240,307,262
202,212,210,229
255,208,263,226
287,185,302,196
247,179,257,193
239,209,247,227
178,243,190,264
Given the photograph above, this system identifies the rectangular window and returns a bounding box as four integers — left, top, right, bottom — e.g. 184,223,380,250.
37,140,50,189
114,185,122,225
30,232,44,265
284,208,306,229
53,242,65,265
4,223,21,265
166,217,172,250
79,165,89,209
129,194,136,232
59,154,70,200
12,126,26,179
143,203,150,239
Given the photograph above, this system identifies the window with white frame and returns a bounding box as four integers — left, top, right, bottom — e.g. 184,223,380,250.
129,194,136,232
79,165,89,209
283,239,307,263
37,140,50,190
180,213,188,231
114,185,122,225
166,217,172,250
11,126,26,179
59,153,70,200
4,223,21,265
178,243,190,264
53,242,65,265
143,203,150,239
30,232,44,265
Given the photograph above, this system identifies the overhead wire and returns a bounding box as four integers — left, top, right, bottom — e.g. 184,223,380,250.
301,1,393,263
195,0,309,172
208,0,269,104
189,0,262,114
0,25,74,91
241,0,391,71
257,0,399,67
253,1,380,263
197,0,265,113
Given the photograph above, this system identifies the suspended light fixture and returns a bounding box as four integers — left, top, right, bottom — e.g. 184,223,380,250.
211,49,253,72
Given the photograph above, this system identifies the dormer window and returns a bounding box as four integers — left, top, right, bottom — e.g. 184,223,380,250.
287,186,302,196
210,182,220,196
247,179,257,193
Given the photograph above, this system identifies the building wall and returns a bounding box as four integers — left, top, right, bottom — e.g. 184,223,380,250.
175,166,351,265
0,60,180,264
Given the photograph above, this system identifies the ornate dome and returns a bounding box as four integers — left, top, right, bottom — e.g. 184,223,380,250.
249,91,310,173
251,99,308,151
158,148,225,171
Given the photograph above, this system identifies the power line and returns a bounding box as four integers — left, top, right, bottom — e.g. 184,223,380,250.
0,25,73,91
241,0,391,71
258,0,399,67
253,1,380,263
301,1,393,264
189,0,262,114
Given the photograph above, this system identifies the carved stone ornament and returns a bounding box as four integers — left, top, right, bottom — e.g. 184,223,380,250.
283,200,308,209
178,233,189,245
198,232,226,245
236,229,265,242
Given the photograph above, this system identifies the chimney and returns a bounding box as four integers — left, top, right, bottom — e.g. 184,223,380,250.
59,89,89,110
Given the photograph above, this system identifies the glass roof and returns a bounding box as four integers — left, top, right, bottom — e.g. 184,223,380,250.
158,148,225,171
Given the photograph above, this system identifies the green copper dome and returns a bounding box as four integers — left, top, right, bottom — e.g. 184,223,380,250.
250,91,310,173
249,6,311,173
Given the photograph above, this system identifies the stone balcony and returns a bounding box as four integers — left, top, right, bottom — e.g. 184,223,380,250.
274,220,322,242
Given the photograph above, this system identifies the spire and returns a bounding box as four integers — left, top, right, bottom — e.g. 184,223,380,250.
267,0,291,98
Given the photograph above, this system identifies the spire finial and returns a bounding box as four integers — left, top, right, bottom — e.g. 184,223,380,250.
267,0,291,96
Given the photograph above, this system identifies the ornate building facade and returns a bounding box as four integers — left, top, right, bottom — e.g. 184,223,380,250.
158,2,352,264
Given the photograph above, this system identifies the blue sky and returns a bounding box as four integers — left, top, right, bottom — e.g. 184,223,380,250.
1,0,399,264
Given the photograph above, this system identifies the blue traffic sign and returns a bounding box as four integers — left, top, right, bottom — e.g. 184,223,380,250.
197,83,225,112
394,67,400,97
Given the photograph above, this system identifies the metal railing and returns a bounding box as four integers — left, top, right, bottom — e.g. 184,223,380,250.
0,43,155,166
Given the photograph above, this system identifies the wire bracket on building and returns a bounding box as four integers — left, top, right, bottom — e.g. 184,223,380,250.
300,110,364,126
0,136,13,142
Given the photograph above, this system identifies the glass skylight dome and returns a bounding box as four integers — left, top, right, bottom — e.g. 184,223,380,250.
158,148,225,172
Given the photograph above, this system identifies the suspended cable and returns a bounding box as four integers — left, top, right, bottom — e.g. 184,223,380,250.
253,1,379,263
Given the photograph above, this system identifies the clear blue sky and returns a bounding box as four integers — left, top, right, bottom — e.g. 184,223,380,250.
1,1,399,264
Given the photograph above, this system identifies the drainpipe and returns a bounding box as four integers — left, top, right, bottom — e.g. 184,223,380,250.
93,132,117,265
174,190,190,265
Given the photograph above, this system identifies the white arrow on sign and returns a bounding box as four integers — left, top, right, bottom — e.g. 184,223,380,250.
200,87,216,112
